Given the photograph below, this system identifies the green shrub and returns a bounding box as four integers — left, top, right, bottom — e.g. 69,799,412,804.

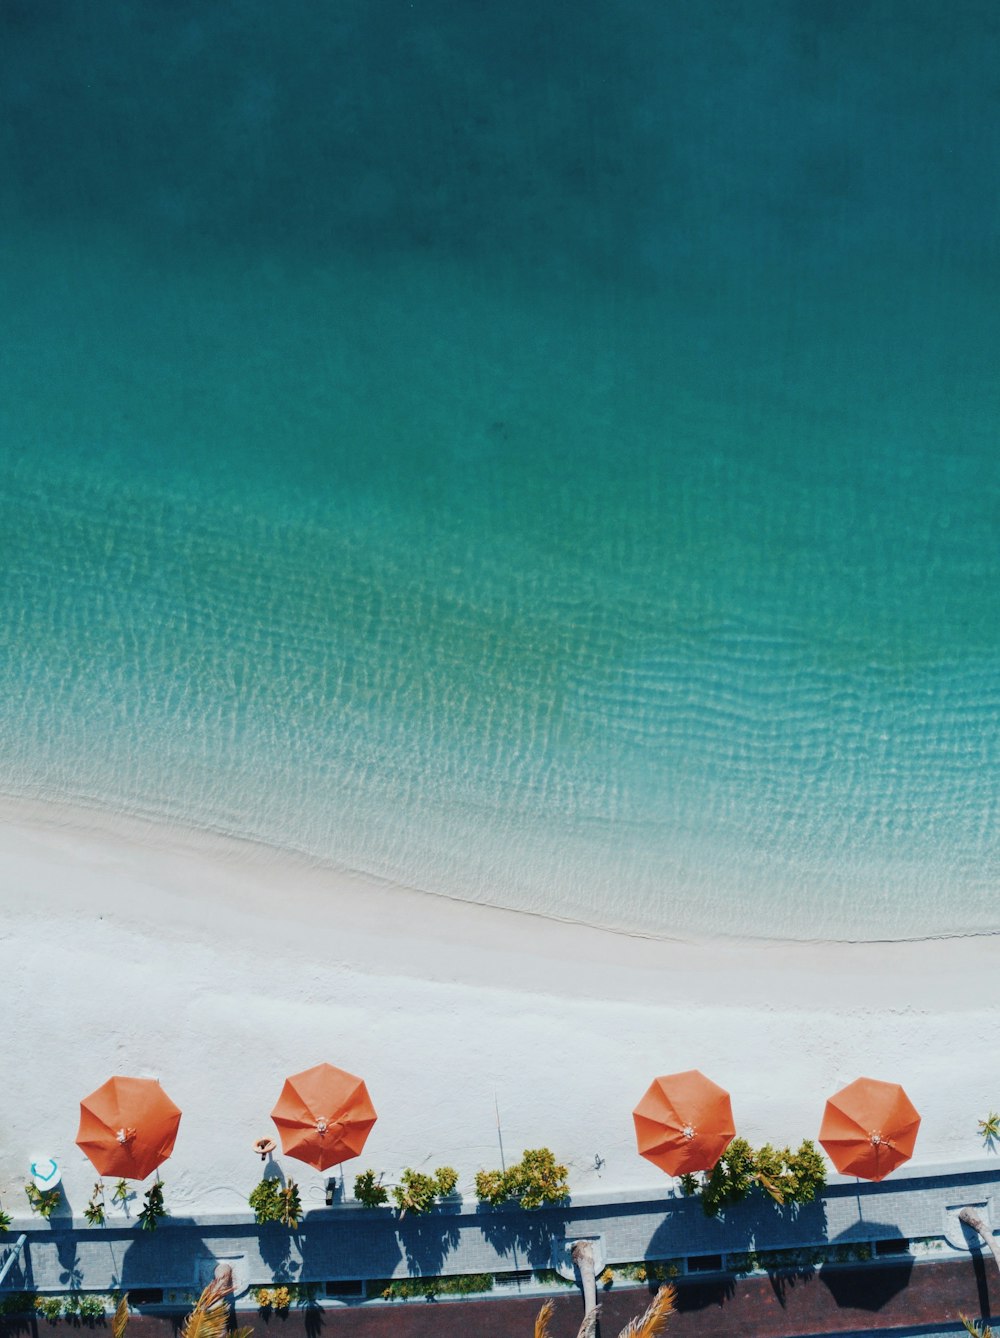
137,1181,167,1231
353,1170,389,1207
683,1137,826,1217
253,1284,314,1309
35,1296,63,1321
392,1167,459,1216
701,1137,757,1216
25,1184,62,1219
0,1294,35,1317
371,1273,493,1301
615,1260,682,1282
757,1140,827,1207
249,1178,280,1224
249,1176,301,1228
474,1148,569,1209
474,1169,508,1206
78,1295,107,1320
531,1269,577,1288
0,1203,11,1232
434,1166,459,1197
84,1183,106,1227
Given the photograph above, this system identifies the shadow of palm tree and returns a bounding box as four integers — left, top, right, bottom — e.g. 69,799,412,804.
255,1226,300,1279
476,1203,569,1271
396,1207,461,1277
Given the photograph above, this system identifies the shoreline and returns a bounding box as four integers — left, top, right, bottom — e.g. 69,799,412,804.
3,793,999,1220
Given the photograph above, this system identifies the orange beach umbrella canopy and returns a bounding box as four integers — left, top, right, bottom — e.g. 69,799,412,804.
76,1076,182,1181
271,1063,377,1172
819,1076,921,1182
633,1069,736,1176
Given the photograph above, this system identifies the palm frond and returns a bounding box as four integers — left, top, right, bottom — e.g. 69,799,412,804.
111,1294,129,1338
534,1299,555,1338
576,1307,601,1338
756,1172,785,1205
617,1284,677,1338
180,1279,232,1338
961,1315,993,1338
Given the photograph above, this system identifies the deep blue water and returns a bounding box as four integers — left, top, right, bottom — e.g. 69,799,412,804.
1,1,997,937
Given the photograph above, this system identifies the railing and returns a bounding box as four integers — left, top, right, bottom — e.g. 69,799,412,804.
0,1235,27,1288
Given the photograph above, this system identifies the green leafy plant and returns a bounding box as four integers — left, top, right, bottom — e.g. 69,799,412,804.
137,1181,167,1231
249,1178,281,1224
371,1273,493,1300
279,1181,302,1229
979,1112,1000,1146
0,1199,11,1232
615,1260,682,1282
63,1294,106,1321
0,1294,35,1317
353,1169,389,1207
111,1180,132,1214
248,1175,301,1227
531,1269,577,1289
84,1183,107,1227
392,1166,459,1216
252,1285,313,1310
475,1148,569,1209
35,1296,64,1322
754,1140,827,1207
25,1183,62,1219
682,1138,826,1216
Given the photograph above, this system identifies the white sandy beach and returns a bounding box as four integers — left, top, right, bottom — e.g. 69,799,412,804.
2,794,998,1222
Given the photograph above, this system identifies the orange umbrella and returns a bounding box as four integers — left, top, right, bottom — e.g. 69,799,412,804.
76,1076,182,1181
819,1076,920,1181
633,1069,736,1176
271,1063,377,1171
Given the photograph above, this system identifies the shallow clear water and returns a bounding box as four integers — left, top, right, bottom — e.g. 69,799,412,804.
1,1,998,938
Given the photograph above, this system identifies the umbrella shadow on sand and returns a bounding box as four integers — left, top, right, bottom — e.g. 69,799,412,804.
818,1222,913,1311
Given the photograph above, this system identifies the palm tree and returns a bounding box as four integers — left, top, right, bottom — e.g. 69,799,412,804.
959,1207,1000,1273
571,1241,599,1336
111,1294,130,1338
961,1318,994,1337
535,1282,676,1338
178,1276,254,1338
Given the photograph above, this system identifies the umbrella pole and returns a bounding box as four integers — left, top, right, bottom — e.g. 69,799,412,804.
493,1093,525,1286
494,1092,506,1172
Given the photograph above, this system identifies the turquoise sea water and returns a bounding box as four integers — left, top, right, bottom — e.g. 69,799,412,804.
1,2,997,939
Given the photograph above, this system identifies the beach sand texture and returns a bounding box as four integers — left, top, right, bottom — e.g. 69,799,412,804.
2,797,998,1217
